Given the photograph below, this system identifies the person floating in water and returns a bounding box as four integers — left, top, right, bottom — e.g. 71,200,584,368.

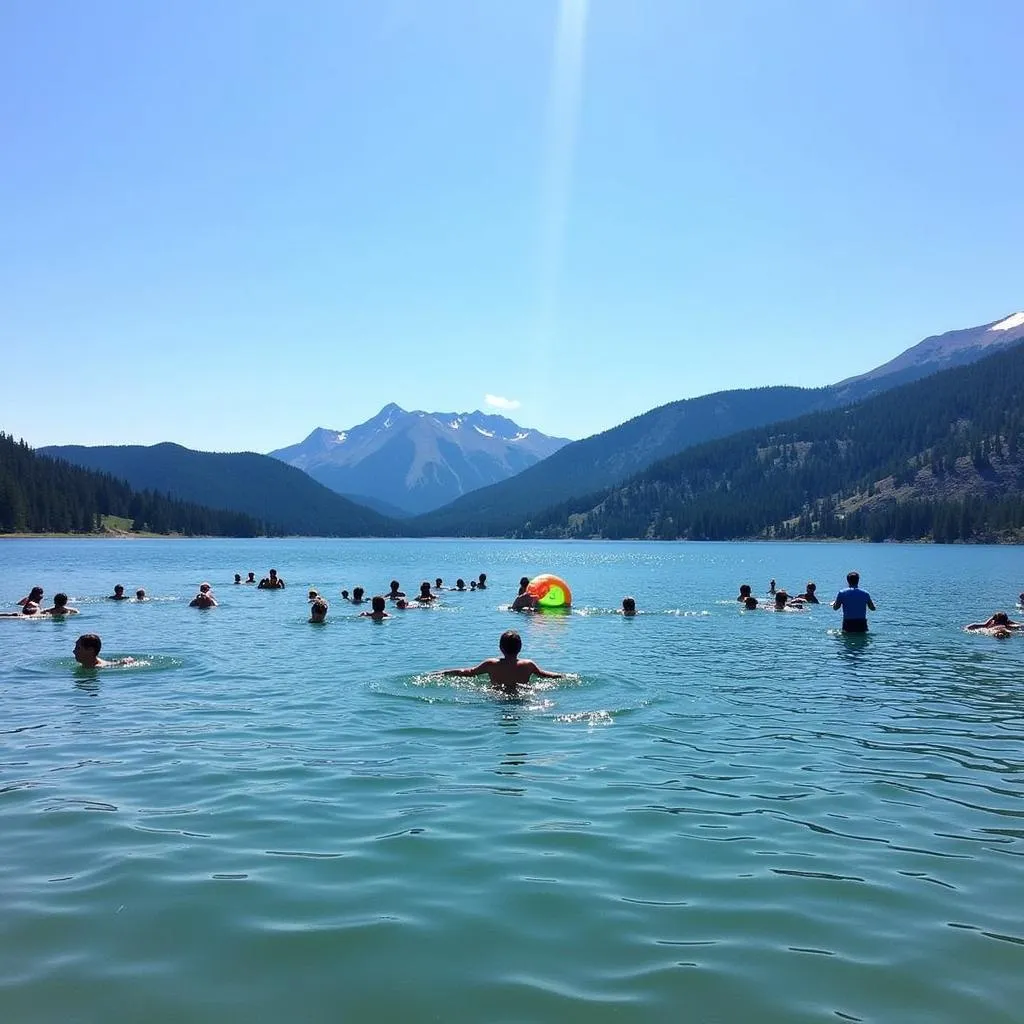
350,587,366,605
361,595,390,620
768,579,776,596
234,574,242,585
440,630,562,695
135,589,147,601
476,573,488,590
309,597,329,623
773,590,796,611
73,633,134,668
108,584,129,601
42,592,79,616
434,578,445,592
387,580,405,600
833,571,875,632
258,568,285,589
737,584,752,602
620,596,637,617
795,582,819,604
415,581,436,603
340,590,350,601
245,572,256,584
18,586,44,608
743,596,759,610
966,612,1021,637
454,579,467,591
1,602,40,617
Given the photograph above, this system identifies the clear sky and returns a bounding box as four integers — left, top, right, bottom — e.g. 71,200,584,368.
3,0,1022,453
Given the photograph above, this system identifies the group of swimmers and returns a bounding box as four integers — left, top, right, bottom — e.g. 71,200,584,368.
1,583,150,617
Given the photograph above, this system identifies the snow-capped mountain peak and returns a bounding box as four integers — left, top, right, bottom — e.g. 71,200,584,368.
989,311,1024,332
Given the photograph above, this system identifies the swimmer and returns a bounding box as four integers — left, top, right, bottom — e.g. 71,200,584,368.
518,577,530,593
257,577,271,588
189,585,217,608
737,584,752,602
18,586,44,607
73,633,134,669
135,589,146,601
440,630,562,695
309,597,329,623
340,590,351,601
394,598,421,610
245,572,256,584
470,580,477,591
966,612,1022,632
234,574,242,585
351,587,366,605
510,591,537,611
773,590,799,611
434,577,445,592
387,580,405,600
795,582,820,604
308,589,319,602
415,581,436,603
268,568,285,589
108,584,129,601
621,596,637,617
476,573,487,590
744,596,759,610
833,571,875,632
1,601,40,617
455,579,466,591
42,592,79,616
768,579,776,596
360,595,390,620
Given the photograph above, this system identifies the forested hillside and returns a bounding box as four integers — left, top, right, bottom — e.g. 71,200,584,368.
41,442,399,537
0,434,264,536
516,342,1024,543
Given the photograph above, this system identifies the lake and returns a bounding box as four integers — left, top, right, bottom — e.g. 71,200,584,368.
1,538,1022,1023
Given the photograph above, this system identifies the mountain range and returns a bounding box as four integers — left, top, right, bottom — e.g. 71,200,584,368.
269,405,570,515
32,310,1024,541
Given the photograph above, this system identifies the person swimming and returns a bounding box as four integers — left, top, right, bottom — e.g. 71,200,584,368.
434,578,445,592
350,587,366,604
1,601,41,617
189,583,217,608
135,589,146,601
258,568,285,589
234,574,242,584
795,582,820,604
415,581,436,603
73,633,134,669
387,580,405,599
737,584,752,602
245,572,256,584
744,596,759,610
108,584,129,601
621,596,637,617
42,592,79,616
455,579,466,591
17,586,44,607
476,573,487,590
360,595,390,620
309,597,329,623
966,612,1022,634
440,629,562,695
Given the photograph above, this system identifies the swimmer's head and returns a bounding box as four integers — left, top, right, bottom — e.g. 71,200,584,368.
738,584,751,598
420,581,432,597
199,582,211,593
135,589,145,600
456,579,465,589
744,596,759,610
774,591,789,609
28,586,44,602
390,580,400,592
341,590,349,599
74,633,102,664
269,569,278,578
435,578,443,589
234,574,241,583
113,584,124,596
372,595,386,613
470,580,477,590
805,582,816,593
992,611,1010,626
499,630,522,657
308,589,318,600
53,593,69,608
847,571,860,587
396,598,408,609
352,587,364,601
622,596,636,613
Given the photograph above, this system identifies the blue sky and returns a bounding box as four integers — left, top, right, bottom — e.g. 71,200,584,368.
3,0,1022,452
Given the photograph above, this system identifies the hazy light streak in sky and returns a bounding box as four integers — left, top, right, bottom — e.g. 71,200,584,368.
536,0,589,342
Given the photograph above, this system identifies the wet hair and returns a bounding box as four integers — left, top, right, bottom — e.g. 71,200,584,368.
622,596,636,612
518,577,530,594
992,611,1010,626
470,580,477,589
234,574,241,583
478,573,487,583
341,590,349,599
847,572,860,586
805,582,816,591
499,630,522,657
29,586,44,600
352,587,364,601
77,633,102,654
435,578,443,588
738,584,751,598
774,591,789,608
396,598,408,609
135,589,145,599
744,596,759,610
419,581,432,595
113,584,124,593
269,568,278,575
390,580,400,591
372,595,386,613
456,579,465,589
53,592,68,607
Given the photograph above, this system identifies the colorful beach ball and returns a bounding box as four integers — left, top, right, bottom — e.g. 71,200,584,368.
526,574,572,608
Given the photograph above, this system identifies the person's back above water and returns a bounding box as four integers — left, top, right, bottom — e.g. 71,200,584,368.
108,584,129,601
833,571,875,632
360,595,390,620
42,592,79,616
795,582,819,604
440,629,561,695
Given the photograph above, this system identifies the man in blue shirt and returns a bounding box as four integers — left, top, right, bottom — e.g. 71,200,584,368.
833,571,876,632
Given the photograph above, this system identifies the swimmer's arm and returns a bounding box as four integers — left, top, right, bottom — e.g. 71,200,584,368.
867,598,877,611
526,661,562,679
832,595,842,610
441,660,494,678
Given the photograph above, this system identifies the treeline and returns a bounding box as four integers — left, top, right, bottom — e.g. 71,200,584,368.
516,340,1024,543
0,433,266,536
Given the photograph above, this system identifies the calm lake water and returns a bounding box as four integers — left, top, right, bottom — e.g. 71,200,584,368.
1,538,1022,1023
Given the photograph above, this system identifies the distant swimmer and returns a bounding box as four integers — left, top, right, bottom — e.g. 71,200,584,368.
1,601,40,617
234,574,242,585
108,584,129,601
440,630,562,695
966,612,1022,637
773,590,796,611
510,591,537,612
768,579,776,596
135,589,147,601
620,596,637,617
833,571,876,632
42,592,79,616
350,587,366,605
18,586,44,607
308,589,319,602
795,582,820,604
360,595,390,620
744,596,759,610
309,597,329,623
737,584,752,602
387,580,405,600
415,581,436,604
476,573,488,590
261,568,285,589
340,590,350,601
454,579,467,591
245,572,256,584
394,598,422,610
470,580,477,591
73,633,134,669
434,578,445,592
